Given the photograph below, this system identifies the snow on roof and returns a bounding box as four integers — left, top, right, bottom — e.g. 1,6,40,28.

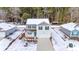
0,23,16,31
16,25,26,28
16,25,26,31
0,38,12,51
26,18,49,25
8,31,23,40
61,22,79,31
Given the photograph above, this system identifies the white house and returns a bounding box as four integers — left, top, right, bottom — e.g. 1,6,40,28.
0,23,17,39
26,18,51,39
60,22,79,38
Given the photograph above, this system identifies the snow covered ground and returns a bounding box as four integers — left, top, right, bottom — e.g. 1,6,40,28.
65,40,79,51
51,28,66,51
1,23,79,51
0,24,37,51
0,38,12,51
51,27,79,51
7,39,37,51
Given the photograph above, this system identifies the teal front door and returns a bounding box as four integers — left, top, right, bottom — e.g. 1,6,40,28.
34,31,36,36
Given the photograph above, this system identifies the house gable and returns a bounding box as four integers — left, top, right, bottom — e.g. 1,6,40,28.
38,21,50,25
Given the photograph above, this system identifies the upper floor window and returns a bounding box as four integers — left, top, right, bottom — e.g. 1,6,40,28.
28,25,31,28
38,26,42,30
45,26,49,30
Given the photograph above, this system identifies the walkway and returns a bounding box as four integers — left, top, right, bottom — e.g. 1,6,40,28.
37,38,54,51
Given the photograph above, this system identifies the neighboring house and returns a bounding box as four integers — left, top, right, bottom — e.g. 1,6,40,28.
60,22,79,38
0,23,17,39
26,18,51,39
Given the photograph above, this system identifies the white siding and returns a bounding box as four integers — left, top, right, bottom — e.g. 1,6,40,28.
37,25,51,38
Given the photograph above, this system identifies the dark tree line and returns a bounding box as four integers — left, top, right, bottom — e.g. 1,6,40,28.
0,7,76,24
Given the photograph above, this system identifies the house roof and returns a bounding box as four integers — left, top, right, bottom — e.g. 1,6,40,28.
0,23,16,31
26,18,49,25
38,21,49,25
8,31,23,40
61,22,79,31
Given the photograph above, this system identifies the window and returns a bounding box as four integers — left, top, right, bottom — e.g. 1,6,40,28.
28,25,31,28
45,26,49,30
28,31,32,35
32,25,36,28
38,26,42,30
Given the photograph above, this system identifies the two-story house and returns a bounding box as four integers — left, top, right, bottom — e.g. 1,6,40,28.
26,18,51,39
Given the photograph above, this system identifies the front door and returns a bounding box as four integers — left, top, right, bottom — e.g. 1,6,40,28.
34,31,36,37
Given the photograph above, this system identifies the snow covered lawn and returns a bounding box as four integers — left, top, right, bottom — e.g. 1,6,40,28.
0,38,12,51
65,40,79,51
7,39,37,51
